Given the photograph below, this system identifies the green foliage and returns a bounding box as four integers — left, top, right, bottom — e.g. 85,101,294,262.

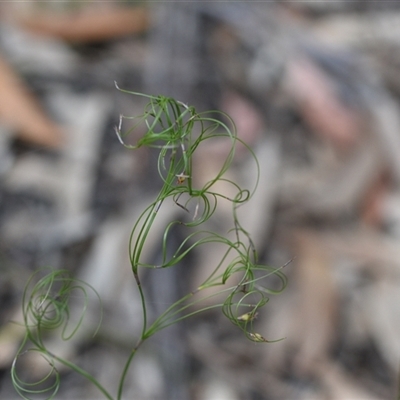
11,89,287,399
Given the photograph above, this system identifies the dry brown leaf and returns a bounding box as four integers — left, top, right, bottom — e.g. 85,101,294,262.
360,169,391,227
317,361,384,400
17,6,150,44
316,227,400,273
290,230,339,375
0,55,63,148
285,57,364,149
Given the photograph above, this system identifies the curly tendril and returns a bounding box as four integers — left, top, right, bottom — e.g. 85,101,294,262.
11,268,107,400
11,349,60,400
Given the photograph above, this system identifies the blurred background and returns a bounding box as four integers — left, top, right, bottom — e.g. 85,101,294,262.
1,1,400,399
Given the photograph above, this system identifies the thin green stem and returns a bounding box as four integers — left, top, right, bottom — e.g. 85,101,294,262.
117,338,143,400
54,354,113,400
